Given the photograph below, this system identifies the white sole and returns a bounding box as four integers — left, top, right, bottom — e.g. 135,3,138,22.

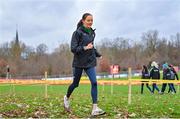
91,111,106,116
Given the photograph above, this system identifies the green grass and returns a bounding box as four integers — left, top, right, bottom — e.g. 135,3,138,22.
0,84,180,118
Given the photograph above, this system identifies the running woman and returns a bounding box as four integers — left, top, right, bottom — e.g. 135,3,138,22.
63,13,105,116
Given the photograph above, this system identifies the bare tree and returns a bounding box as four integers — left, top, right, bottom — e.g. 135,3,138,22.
142,30,159,58
36,43,48,56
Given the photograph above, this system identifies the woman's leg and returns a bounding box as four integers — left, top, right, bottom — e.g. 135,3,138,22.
168,83,173,93
141,83,144,94
161,83,167,93
172,84,176,93
66,67,83,98
154,84,160,92
152,83,159,93
168,83,176,93
146,83,152,93
85,67,105,116
85,67,97,104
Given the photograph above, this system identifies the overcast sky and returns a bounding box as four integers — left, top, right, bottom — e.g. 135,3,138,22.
0,0,180,52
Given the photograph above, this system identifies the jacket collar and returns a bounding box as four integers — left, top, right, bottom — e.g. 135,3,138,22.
79,26,96,34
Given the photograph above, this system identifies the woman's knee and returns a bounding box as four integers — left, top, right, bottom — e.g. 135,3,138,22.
91,81,97,87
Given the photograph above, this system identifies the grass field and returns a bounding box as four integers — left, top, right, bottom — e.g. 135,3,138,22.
0,84,180,118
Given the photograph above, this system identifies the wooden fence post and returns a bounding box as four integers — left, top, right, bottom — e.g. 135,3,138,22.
45,71,48,98
128,67,132,105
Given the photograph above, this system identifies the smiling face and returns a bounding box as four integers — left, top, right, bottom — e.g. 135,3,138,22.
82,15,93,28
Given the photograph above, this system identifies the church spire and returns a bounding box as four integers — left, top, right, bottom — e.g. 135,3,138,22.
15,25,19,44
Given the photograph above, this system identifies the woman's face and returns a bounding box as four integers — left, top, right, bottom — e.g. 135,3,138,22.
82,15,93,28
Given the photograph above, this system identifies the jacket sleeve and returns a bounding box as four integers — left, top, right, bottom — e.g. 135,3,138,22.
158,70,160,79
163,71,166,79
149,69,153,79
141,70,144,79
94,48,102,57
71,31,84,54
173,69,179,80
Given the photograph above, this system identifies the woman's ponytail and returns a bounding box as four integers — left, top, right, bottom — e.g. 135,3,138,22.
77,19,83,29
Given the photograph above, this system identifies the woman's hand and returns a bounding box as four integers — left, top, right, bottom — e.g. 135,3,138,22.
84,42,93,50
